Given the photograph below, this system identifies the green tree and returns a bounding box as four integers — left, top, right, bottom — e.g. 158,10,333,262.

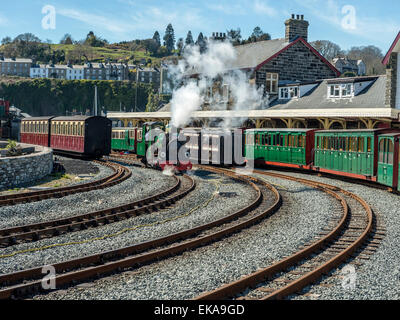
1,36,12,45
195,32,207,53
185,31,194,46
60,34,74,45
153,31,161,48
146,91,161,112
163,23,175,53
176,38,184,56
226,28,241,45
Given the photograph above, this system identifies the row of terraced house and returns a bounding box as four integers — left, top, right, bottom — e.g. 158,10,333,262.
0,56,163,87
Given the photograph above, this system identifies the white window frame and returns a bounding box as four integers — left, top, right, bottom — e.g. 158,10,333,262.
266,73,279,94
328,83,353,98
279,86,299,100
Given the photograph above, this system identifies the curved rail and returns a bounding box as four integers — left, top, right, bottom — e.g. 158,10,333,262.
195,168,374,300
0,173,193,247
0,167,280,299
0,160,132,207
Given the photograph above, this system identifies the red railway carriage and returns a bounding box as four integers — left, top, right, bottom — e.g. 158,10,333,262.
20,117,54,147
50,116,111,158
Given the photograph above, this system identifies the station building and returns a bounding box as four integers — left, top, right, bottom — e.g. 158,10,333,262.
107,18,400,130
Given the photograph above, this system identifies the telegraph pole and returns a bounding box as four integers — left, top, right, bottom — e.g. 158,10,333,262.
94,85,98,116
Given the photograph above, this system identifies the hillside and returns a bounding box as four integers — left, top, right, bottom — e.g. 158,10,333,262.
49,43,163,66
0,76,153,116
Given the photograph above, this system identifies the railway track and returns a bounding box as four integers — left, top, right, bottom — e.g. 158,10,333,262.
0,166,281,299
0,173,195,248
0,160,131,207
195,167,383,300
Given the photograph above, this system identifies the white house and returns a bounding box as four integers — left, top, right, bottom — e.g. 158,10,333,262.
30,64,48,78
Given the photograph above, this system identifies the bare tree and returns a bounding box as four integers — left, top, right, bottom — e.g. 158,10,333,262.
311,40,344,61
346,45,385,75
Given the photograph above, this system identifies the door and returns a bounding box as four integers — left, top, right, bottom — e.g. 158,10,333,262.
377,137,394,187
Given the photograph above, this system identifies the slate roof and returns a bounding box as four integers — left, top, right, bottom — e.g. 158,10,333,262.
269,75,387,110
187,37,339,76
230,38,288,70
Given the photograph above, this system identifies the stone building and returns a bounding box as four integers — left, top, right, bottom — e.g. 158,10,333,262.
332,57,366,76
188,14,340,110
0,57,32,77
383,31,400,110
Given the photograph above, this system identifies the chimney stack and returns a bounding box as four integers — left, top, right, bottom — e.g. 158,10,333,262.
385,52,398,108
285,14,309,42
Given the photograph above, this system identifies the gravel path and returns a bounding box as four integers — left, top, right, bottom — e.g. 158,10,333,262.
32,170,340,300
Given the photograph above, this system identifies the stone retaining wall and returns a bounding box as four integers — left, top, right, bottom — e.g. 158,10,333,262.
0,143,53,190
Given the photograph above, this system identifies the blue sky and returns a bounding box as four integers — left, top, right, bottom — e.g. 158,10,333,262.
0,0,399,53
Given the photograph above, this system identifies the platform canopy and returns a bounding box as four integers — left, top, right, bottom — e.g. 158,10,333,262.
107,108,400,130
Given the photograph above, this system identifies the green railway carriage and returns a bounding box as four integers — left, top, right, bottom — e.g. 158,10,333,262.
136,122,165,158
244,129,316,168
377,133,400,190
111,128,137,152
313,129,391,181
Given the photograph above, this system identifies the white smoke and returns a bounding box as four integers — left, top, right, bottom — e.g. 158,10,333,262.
169,40,268,128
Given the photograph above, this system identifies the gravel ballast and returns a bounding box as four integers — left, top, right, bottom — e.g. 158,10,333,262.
31,170,340,300
0,163,173,230
0,168,257,276
260,169,400,300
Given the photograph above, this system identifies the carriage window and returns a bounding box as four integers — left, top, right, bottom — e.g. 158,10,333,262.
358,137,364,153
388,140,394,164
367,137,372,152
81,123,84,136
379,139,385,163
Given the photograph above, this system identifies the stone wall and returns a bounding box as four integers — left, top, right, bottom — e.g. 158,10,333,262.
385,52,398,108
0,143,53,190
285,17,309,42
256,40,338,90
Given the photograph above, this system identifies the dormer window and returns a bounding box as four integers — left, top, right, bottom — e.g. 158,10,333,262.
279,86,299,100
328,83,353,98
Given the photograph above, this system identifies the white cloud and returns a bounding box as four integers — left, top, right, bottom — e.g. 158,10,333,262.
58,8,126,34
130,6,207,35
206,2,247,15
296,0,400,43
253,0,277,17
